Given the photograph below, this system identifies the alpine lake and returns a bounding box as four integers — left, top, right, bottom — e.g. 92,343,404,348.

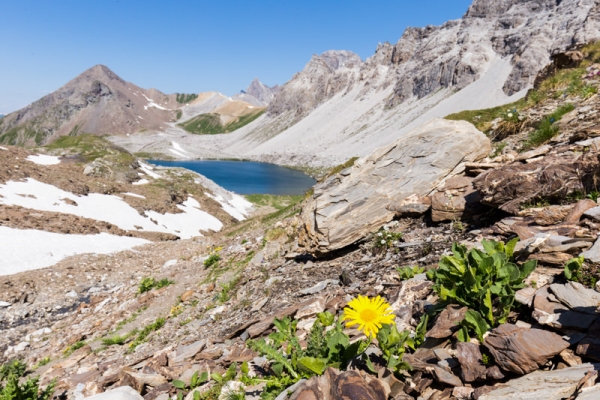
148,160,317,196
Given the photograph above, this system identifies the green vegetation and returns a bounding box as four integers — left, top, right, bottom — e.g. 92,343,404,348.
176,93,199,104
396,265,425,280
63,341,86,356
323,157,359,180
373,228,403,250
178,109,265,135
564,256,585,283
138,277,175,294
0,124,42,147
427,238,536,341
0,360,55,400
128,317,166,351
175,109,183,121
204,253,221,269
45,134,135,165
522,103,575,149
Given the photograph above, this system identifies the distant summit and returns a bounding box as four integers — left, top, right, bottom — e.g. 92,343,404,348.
233,78,280,107
0,65,179,146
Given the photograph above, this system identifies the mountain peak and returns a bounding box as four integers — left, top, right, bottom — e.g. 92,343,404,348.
77,64,125,85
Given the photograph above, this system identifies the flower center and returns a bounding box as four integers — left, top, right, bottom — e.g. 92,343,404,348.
359,308,377,323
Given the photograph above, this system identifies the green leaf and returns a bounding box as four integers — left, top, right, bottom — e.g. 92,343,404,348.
504,237,519,259
271,363,283,378
482,288,494,326
363,354,377,374
317,311,335,327
172,380,186,389
520,259,537,280
297,357,327,375
457,325,470,342
463,310,490,342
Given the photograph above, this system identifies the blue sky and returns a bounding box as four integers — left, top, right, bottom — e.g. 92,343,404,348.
0,0,473,114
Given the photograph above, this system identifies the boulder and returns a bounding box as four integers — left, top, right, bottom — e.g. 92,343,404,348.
455,342,487,383
478,363,597,400
474,152,600,214
299,119,490,254
484,324,569,374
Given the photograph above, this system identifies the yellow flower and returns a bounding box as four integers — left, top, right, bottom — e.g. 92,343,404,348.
342,295,395,338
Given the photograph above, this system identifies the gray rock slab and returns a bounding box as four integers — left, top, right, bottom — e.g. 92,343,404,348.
549,282,600,313
478,363,597,400
581,237,600,263
171,340,206,363
298,118,490,254
577,384,600,399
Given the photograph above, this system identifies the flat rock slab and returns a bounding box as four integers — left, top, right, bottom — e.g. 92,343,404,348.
298,118,489,254
288,368,387,400
484,324,569,374
581,237,600,263
549,282,600,313
577,384,600,399
85,386,144,400
478,363,597,400
426,304,467,339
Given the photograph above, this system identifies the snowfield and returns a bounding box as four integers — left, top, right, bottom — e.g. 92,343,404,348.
0,227,149,275
26,154,61,165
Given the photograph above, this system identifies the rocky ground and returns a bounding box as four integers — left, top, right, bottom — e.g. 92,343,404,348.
5,50,600,400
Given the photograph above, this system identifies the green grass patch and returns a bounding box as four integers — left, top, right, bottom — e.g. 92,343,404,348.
128,317,165,351
323,156,359,180
176,93,198,104
175,109,182,120
138,277,175,294
178,109,265,135
523,103,575,149
244,194,302,210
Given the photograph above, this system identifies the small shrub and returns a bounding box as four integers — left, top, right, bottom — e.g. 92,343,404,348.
564,256,584,282
155,278,175,289
138,277,156,294
427,238,537,341
63,341,86,356
523,103,575,149
0,374,55,400
102,335,128,346
373,228,403,250
204,253,221,269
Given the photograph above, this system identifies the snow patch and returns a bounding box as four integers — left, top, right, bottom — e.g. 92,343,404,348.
132,179,149,185
0,179,222,238
121,192,146,199
0,147,7,151
139,161,161,179
142,94,170,110
171,141,188,154
0,227,149,275
169,149,190,159
206,193,253,221
26,154,61,165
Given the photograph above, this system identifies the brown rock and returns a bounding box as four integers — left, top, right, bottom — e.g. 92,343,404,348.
484,324,569,374
431,366,462,387
474,152,600,214
564,199,598,224
456,342,487,383
529,252,573,266
426,305,468,339
531,205,572,226
431,176,486,222
288,368,387,400
195,347,223,361
179,290,195,303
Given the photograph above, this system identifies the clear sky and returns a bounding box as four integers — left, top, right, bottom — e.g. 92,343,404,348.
0,0,473,115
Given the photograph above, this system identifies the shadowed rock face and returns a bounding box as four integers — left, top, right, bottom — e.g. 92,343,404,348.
298,118,490,255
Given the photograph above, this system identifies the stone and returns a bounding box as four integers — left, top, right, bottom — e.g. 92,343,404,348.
484,324,569,374
452,387,474,400
219,381,245,400
430,365,462,387
455,342,487,383
474,152,600,214
298,118,490,254
478,363,597,400
515,287,536,307
549,282,600,313
532,286,598,331
298,280,339,295
515,145,552,161
531,205,572,226
431,176,486,222
581,236,600,263
288,368,387,400
85,386,145,399
295,297,325,319
426,305,467,339
180,290,195,303
0,301,11,307
578,384,600,400
170,340,206,364
564,199,598,224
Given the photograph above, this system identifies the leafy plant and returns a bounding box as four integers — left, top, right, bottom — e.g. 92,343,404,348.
375,324,414,373
128,317,165,351
138,277,175,294
396,265,425,281
564,256,584,282
63,341,86,356
204,253,221,269
0,361,26,381
373,228,403,250
427,239,537,339
0,375,56,400
588,191,600,202
523,103,574,149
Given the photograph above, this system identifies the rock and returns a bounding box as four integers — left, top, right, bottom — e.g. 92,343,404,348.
295,297,325,319
581,237,600,263
431,365,462,387
456,342,487,383
527,205,571,226
298,280,339,295
478,363,597,400
515,287,536,307
299,118,490,254
514,145,552,161
533,286,599,331
84,386,144,399
170,340,206,364
0,301,11,307
549,282,600,313
180,290,195,303
431,176,486,222
288,368,387,400
578,384,600,400
274,380,306,400
426,305,467,339
387,195,431,218
474,152,600,214
452,387,474,400
484,324,569,374
564,199,598,224
219,381,245,400
583,206,600,222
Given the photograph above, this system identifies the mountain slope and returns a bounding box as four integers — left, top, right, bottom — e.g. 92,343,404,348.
0,65,178,146
180,0,600,167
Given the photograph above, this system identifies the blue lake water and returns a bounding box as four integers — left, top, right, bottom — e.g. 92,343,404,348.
148,160,316,195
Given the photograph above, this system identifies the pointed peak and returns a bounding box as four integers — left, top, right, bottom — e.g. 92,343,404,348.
77,64,125,84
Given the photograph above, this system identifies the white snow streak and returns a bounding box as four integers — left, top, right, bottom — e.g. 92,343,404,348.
26,154,61,165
